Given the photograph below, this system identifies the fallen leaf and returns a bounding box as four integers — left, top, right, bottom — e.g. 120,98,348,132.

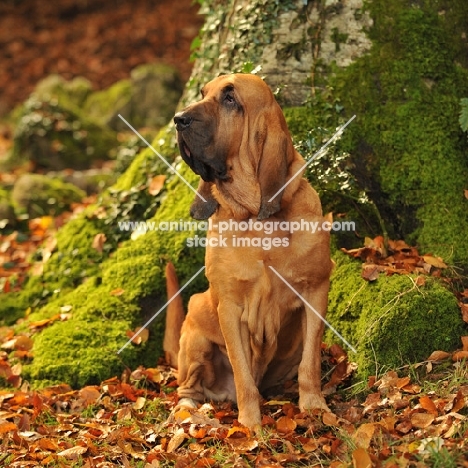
322,412,339,427
276,415,297,434
427,350,451,361
57,446,88,459
167,428,187,453
133,396,146,410
92,233,107,253
126,327,149,345
361,264,380,282
0,421,17,434
353,423,375,449
419,396,438,415
422,255,447,269
452,350,468,361
110,288,125,296
227,426,250,438
452,391,465,413
79,386,101,405
148,174,166,196
462,336,468,352
352,447,372,468
411,412,434,429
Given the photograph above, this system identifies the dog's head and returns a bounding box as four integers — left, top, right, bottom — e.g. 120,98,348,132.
174,74,296,220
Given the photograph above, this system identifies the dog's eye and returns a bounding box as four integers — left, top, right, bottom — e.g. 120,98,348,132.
224,93,235,105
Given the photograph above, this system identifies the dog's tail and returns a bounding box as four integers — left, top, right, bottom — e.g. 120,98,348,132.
163,262,185,368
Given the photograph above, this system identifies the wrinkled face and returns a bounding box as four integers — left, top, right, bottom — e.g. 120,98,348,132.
173,74,273,183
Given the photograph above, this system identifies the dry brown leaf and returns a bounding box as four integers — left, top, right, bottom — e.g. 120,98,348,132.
227,426,250,438
422,255,447,269
133,396,146,410
1,335,33,351
38,437,60,451
322,412,340,427
353,423,375,449
427,350,451,361
125,327,149,345
167,428,187,453
57,445,88,459
276,415,297,434
79,386,101,404
92,233,107,253
173,408,192,424
461,336,468,352
460,303,468,323
0,421,17,434
411,412,434,429
361,264,380,282
419,396,438,415
352,447,372,468
110,288,125,296
452,350,468,361
148,175,166,196
414,275,426,286
452,391,465,413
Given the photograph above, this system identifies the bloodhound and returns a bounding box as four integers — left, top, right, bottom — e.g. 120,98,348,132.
167,73,333,430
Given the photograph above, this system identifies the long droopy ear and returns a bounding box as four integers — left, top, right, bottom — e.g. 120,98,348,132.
256,106,295,220
190,179,219,220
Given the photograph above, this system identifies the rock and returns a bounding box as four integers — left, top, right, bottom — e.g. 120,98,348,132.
84,63,184,131
326,253,466,379
11,173,86,218
34,75,93,108
7,94,117,171
0,188,16,228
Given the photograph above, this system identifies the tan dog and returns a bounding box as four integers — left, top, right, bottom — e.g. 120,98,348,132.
167,74,333,430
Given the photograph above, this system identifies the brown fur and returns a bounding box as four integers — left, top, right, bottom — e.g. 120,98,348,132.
168,74,333,430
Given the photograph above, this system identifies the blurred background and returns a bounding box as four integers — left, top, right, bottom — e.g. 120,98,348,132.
0,0,203,116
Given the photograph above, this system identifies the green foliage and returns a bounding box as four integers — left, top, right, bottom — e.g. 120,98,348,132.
8,94,117,171
11,174,86,218
460,98,468,133
326,253,466,379
327,0,468,265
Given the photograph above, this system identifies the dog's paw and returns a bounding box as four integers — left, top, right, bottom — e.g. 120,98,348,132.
166,397,198,424
299,394,330,413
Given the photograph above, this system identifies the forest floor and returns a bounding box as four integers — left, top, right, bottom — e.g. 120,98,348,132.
0,0,203,115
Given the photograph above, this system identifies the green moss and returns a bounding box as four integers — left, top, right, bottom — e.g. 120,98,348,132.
326,253,466,379
328,1,468,266
11,174,86,218
83,79,133,128
7,95,117,171
23,317,140,388
0,187,15,228
15,144,207,387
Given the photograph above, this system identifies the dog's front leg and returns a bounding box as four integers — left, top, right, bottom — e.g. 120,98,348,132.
298,280,330,413
218,302,262,431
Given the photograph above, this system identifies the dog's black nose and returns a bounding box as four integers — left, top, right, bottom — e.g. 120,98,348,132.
174,112,193,131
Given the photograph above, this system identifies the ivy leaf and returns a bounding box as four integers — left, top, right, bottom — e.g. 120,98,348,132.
459,98,468,132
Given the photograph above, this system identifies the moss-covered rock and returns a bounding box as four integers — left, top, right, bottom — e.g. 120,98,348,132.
17,148,206,387
84,63,183,131
328,1,468,266
0,187,16,228
33,75,93,109
326,253,466,379
6,94,117,171
11,174,86,218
